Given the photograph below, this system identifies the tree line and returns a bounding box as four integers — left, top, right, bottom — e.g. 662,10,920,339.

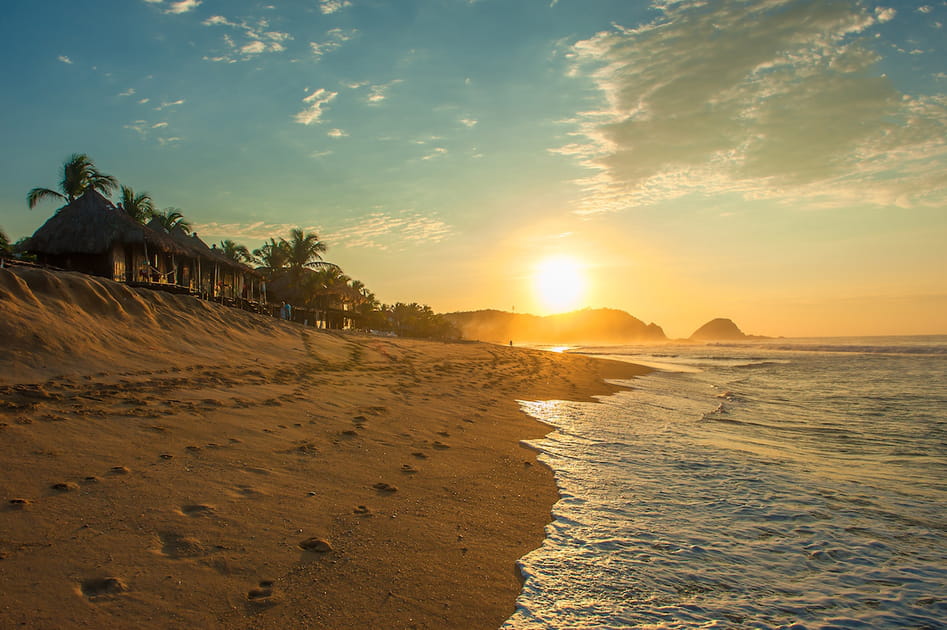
3,153,458,340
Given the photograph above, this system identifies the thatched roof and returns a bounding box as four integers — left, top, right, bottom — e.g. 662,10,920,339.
160,225,262,278
26,189,188,256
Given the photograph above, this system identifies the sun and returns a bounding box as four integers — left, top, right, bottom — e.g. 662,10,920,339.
533,256,586,313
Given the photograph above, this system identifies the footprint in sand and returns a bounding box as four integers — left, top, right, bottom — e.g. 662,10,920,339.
353,505,372,516
411,451,428,459
432,441,451,450
437,431,450,437
109,466,130,475
51,482,79,492
178,504,216,517
159,532,207,559
373,482,398,493
401,464,418,474
79,576,128,599
247,580,278,606
8,498,32,509
159,453,174,460
229,485,265,499
340,429,358,437
298,537,333,553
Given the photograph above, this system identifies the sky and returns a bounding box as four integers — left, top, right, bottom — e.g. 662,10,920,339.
0,0,945,338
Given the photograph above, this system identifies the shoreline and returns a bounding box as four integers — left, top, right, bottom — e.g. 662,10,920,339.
0,267,650,629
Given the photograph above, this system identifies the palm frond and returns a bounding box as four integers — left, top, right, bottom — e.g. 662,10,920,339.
27,187,65,209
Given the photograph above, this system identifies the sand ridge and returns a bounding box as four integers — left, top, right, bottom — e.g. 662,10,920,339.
0,267,648,629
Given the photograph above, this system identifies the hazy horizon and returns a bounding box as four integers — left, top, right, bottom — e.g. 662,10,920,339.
1,0,944,339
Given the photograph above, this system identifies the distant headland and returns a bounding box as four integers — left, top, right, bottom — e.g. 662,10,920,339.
446,308,770,345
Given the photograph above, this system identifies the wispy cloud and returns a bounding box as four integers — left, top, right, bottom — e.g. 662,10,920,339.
191,221,321,241
118,88,136,97
309,28,357,60
57,55,72,64
166,0,201,14
329,211,453,250
366,79,402,104
146,0,202,14
327,128,348,138
155,98,185,111
557,0,947,214
459,117,478,128
203,15,292,62
124,119,181,145
318,0,352,15
421,147,448,161
295,88,338,125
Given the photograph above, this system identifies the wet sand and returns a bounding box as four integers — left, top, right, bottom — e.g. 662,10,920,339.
0,267,648,629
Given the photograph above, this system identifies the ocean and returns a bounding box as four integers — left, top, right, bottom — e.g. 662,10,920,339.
504,337,947,629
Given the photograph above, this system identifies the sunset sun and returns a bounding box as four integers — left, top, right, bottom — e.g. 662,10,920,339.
534,256,586,313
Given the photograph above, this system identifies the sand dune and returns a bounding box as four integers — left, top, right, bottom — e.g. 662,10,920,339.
0,267,647,629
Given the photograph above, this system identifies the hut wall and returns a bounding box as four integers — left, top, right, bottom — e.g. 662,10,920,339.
110,244,127,283
40,253,112,279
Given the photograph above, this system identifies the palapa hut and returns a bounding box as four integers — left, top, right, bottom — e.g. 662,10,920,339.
157,223,265,304
26,189,264,307
265,266,354,329
25,189,190,287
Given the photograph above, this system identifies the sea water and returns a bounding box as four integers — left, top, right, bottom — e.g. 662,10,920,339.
504,337,947,629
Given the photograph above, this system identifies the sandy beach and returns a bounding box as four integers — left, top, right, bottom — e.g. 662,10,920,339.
0,266,647,629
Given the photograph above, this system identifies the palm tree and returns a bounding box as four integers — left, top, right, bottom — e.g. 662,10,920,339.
283,228,327,273
118,185,155,223
151,208,191,234
219,239,253,265
27,153,118,209
305,266,350,328
253,238,289,272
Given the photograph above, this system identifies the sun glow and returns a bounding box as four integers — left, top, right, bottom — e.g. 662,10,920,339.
534,256,586,313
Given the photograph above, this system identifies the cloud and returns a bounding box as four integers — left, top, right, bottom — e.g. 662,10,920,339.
329,211,453,250
203,15,293,62
366,79,402,104
459,117,478,128
124,119,180,145
155,98,185,110
166,0,201,14
309,28,357,60
57,55,73,64
241,41,266,55
191,221,321,241
557,0,947,214
203,15,236,26
145,0,202,14
421,147,448,161
875,7,896,22
327,128,348,138
319,0,352,15
118,88,136,97
295,88,338,125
